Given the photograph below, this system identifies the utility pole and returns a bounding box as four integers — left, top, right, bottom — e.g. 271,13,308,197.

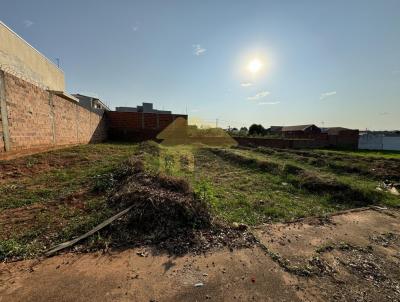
215,118,219,128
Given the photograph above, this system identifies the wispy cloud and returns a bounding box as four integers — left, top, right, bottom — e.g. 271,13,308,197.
23,20,34,28
247,91,270,101
132,26,139,32
379,112,390,116
258,101,280,105
320,91,337,100
241,82,253,87
192,44,206,56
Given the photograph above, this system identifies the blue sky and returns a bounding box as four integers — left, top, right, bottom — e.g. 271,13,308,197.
1,0,399,130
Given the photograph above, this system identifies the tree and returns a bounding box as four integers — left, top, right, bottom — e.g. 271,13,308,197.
248,124,265,136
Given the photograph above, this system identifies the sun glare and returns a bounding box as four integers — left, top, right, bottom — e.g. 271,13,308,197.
247,58,263,74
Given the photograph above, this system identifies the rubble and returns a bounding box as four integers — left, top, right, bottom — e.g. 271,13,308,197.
101,158,257,255
377,180,400,196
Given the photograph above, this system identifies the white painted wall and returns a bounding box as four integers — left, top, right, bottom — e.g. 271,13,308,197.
382,136,400,151
0,21,64,90
359,134,400,151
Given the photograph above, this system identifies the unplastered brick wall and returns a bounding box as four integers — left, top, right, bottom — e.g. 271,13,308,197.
0,114,4,151
106,112,188,142
0,71,108,154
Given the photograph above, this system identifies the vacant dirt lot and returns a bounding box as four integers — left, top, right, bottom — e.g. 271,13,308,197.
1,208,399,302
1,143,399,301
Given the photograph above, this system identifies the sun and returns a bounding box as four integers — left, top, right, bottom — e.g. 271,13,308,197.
247,58,263,74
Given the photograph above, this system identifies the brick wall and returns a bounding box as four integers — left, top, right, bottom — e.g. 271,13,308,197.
233,137,329,149
107,111,187,142
5,73,53,150
0,112,4,151
0,71,107,155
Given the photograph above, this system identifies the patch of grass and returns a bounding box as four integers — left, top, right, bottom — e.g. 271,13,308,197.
0,143,137,210
145,146,351,225
318,149,400,160
1,142,399,260
0,143,138,260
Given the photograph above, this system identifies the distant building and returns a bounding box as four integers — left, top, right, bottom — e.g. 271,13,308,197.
268,126,283,134
116,103,171,114
264,124,359,149
321,127,359,149
281,124,321,138
72,94,110,114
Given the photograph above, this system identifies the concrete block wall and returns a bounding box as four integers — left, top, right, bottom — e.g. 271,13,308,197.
0,71,107,155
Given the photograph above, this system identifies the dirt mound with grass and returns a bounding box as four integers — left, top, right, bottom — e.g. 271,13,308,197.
102,158,256,255
208,148,281,174
136,140,161,156
292,171,382,206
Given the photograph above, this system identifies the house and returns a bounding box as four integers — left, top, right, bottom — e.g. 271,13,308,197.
72,94,110,114
267,126,283,134
321,127,359,149
116,103,171,114
281,124,321,138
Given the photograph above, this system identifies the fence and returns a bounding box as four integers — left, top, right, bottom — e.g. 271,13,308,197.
359,134,400,151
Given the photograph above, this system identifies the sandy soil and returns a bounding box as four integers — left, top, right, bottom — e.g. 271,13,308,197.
1,208,399,302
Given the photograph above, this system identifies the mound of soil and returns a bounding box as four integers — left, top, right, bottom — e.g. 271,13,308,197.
103,159,256,255
295,172,349,193
209,148,280,174
293,171,382,206
261,147,400,181
136,141,161,156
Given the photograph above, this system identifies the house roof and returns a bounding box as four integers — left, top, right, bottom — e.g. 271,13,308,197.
322,127,357,135
48,90,79,103
281,124,316,132
269,126,283,131
72,93,110,110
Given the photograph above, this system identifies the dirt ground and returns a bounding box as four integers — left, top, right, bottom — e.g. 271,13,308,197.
1,208,399,302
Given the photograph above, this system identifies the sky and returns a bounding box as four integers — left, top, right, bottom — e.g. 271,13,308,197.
1,0,399,130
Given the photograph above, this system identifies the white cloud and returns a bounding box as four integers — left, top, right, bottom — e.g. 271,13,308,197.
192,44,206,56
132,26,139,32
247,91,270,101
241,82,253,87
320,91,337,100
23,20,34,28
258,101,280,105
